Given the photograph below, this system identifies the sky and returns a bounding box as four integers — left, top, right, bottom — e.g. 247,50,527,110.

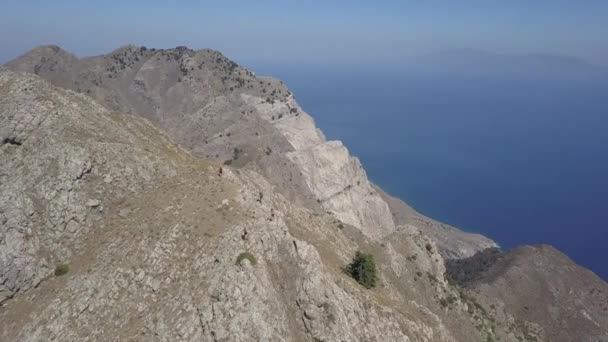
1,1,607,66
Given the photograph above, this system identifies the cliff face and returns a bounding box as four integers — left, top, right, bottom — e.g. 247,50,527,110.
2,46,607,341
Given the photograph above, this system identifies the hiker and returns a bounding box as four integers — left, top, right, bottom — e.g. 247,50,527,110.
218,166,223,177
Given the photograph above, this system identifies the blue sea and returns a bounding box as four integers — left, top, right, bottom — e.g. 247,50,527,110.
252,63,608,280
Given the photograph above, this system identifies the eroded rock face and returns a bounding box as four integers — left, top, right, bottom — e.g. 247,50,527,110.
0,69,181,304
284,141,394,239
7,45,397,241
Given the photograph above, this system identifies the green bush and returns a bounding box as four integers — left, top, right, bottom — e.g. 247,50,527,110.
236,252,257,266
54,264,70,276
347,251,377,289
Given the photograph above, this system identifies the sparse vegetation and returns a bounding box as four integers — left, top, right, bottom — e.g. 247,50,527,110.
54,264,70,276
233,147,241,160
236,252,257,266
445,247,503,286
346,251,377,289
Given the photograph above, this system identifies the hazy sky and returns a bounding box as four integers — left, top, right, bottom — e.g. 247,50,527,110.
1,1,607,66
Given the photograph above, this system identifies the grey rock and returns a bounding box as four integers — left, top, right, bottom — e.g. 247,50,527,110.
6,45,396,241
85,199,101,207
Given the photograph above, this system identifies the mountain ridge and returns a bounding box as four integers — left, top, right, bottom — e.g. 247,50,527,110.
0,67,507,341
5,44,493,253
2,45,607,341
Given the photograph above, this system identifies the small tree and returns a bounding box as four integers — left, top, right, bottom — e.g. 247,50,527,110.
347,251,377,289
236,252,257,266
54,264,70,276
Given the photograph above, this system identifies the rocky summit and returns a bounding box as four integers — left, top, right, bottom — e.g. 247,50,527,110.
1,46,607,341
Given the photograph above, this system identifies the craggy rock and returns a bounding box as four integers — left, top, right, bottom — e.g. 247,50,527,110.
3,47,607,341
7,45,397,241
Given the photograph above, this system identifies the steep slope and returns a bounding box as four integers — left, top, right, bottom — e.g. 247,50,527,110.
6,45,396,241
6,46,605,341
447,246,608,342
1,69,535,341
0,65,191,304
376,186,497,259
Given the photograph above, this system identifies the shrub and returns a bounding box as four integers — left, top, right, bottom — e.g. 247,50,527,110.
236,252,257,266
233,147,241,160
54,264,70,276
347,251,377,289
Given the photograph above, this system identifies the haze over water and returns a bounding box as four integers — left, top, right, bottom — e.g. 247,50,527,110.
251,61,608,280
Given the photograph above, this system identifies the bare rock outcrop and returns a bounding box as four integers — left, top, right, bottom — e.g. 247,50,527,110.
0,68,182,304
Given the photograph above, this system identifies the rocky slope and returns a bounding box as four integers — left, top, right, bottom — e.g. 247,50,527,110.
5,44,488,245
0,68,532,341
376,186,497,259
2,45,608,341
447,246,608,342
